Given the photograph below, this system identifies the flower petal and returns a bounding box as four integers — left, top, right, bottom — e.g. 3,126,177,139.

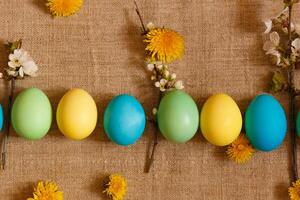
19,67,24,77
263,19,272,34
155,81,160,88
175,80,184,90
22,60,38,77
270,32,280,46
5,69,17,77
292,38,300,52
8,53,17,61
13,49,23,58
8,61,17,69
263,41,274,52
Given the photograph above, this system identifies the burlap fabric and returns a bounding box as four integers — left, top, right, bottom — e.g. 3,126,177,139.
0,0,298,199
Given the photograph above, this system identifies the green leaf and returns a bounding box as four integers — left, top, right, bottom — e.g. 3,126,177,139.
4,39,22,53
271,71,286,93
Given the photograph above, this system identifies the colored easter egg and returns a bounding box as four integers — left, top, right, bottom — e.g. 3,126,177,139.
200,93,242,146
104,94,146,146
0,105,3,130
56,88,98,140
245,94,287,151
157,90,199,143
11,88,52,140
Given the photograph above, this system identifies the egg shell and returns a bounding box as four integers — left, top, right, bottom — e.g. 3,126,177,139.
56,88,98,140
11,88,52,140
245,94,287,151
104,94,146,146
157,90,199,143
0,104,3,130
200,93,242,146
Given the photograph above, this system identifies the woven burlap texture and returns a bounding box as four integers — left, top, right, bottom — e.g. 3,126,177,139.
0,0,298,199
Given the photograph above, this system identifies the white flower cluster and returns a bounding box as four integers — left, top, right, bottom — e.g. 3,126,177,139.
263,8,300,67
5,48,38,78
146,61,184,92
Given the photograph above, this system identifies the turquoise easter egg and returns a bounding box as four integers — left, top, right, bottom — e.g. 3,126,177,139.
157,90,199,143
104,94,146,146
0,104,3,130
11,88,52,140
245,94,287,151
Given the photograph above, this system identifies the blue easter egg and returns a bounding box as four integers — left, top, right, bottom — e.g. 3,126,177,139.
245,94,287,151
0,105,3,130
104,94,146,146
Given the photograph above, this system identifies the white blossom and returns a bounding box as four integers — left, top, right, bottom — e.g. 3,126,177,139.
292,38,300,58
156,64,163,70
263,32,281,65
171,73,176,80
267,49,281,66
8,49,28,69
7,48,38,77
155,79,168,92
263,19,272,34
164,70,170,78
174,80,184,90
146,22,155,30
147,63,155,71
152,108,157,115
5,69,18,77
263,32,280,51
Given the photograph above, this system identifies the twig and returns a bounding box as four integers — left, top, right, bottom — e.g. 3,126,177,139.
145,92,162,173
134,0,147,34
1,78,15,170
134,1,161,172
287,4,298,182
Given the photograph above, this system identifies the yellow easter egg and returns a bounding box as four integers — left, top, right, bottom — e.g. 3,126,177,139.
56,88,98,140
200,93,242,146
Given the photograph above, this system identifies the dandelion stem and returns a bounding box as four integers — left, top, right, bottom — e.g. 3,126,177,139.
1,78,15,170
287,4,299,182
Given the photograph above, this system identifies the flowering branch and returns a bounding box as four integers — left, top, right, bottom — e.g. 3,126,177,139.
134,1,161,173
0,40,38,170
134,1,185,172
263,0,300,186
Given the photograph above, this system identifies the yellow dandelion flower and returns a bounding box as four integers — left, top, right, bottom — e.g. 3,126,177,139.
27,181,63,200
226,134,254,164
144,28,184,63
103,174,127,200
46,0,83,17
289,180,300,200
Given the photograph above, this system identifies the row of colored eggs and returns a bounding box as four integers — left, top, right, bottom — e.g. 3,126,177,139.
0,88,289,151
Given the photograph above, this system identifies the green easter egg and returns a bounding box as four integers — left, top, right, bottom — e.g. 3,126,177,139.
157,90,199,143
11,88,52,140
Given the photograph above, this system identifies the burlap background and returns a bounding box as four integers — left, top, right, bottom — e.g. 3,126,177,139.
0,0,298,199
